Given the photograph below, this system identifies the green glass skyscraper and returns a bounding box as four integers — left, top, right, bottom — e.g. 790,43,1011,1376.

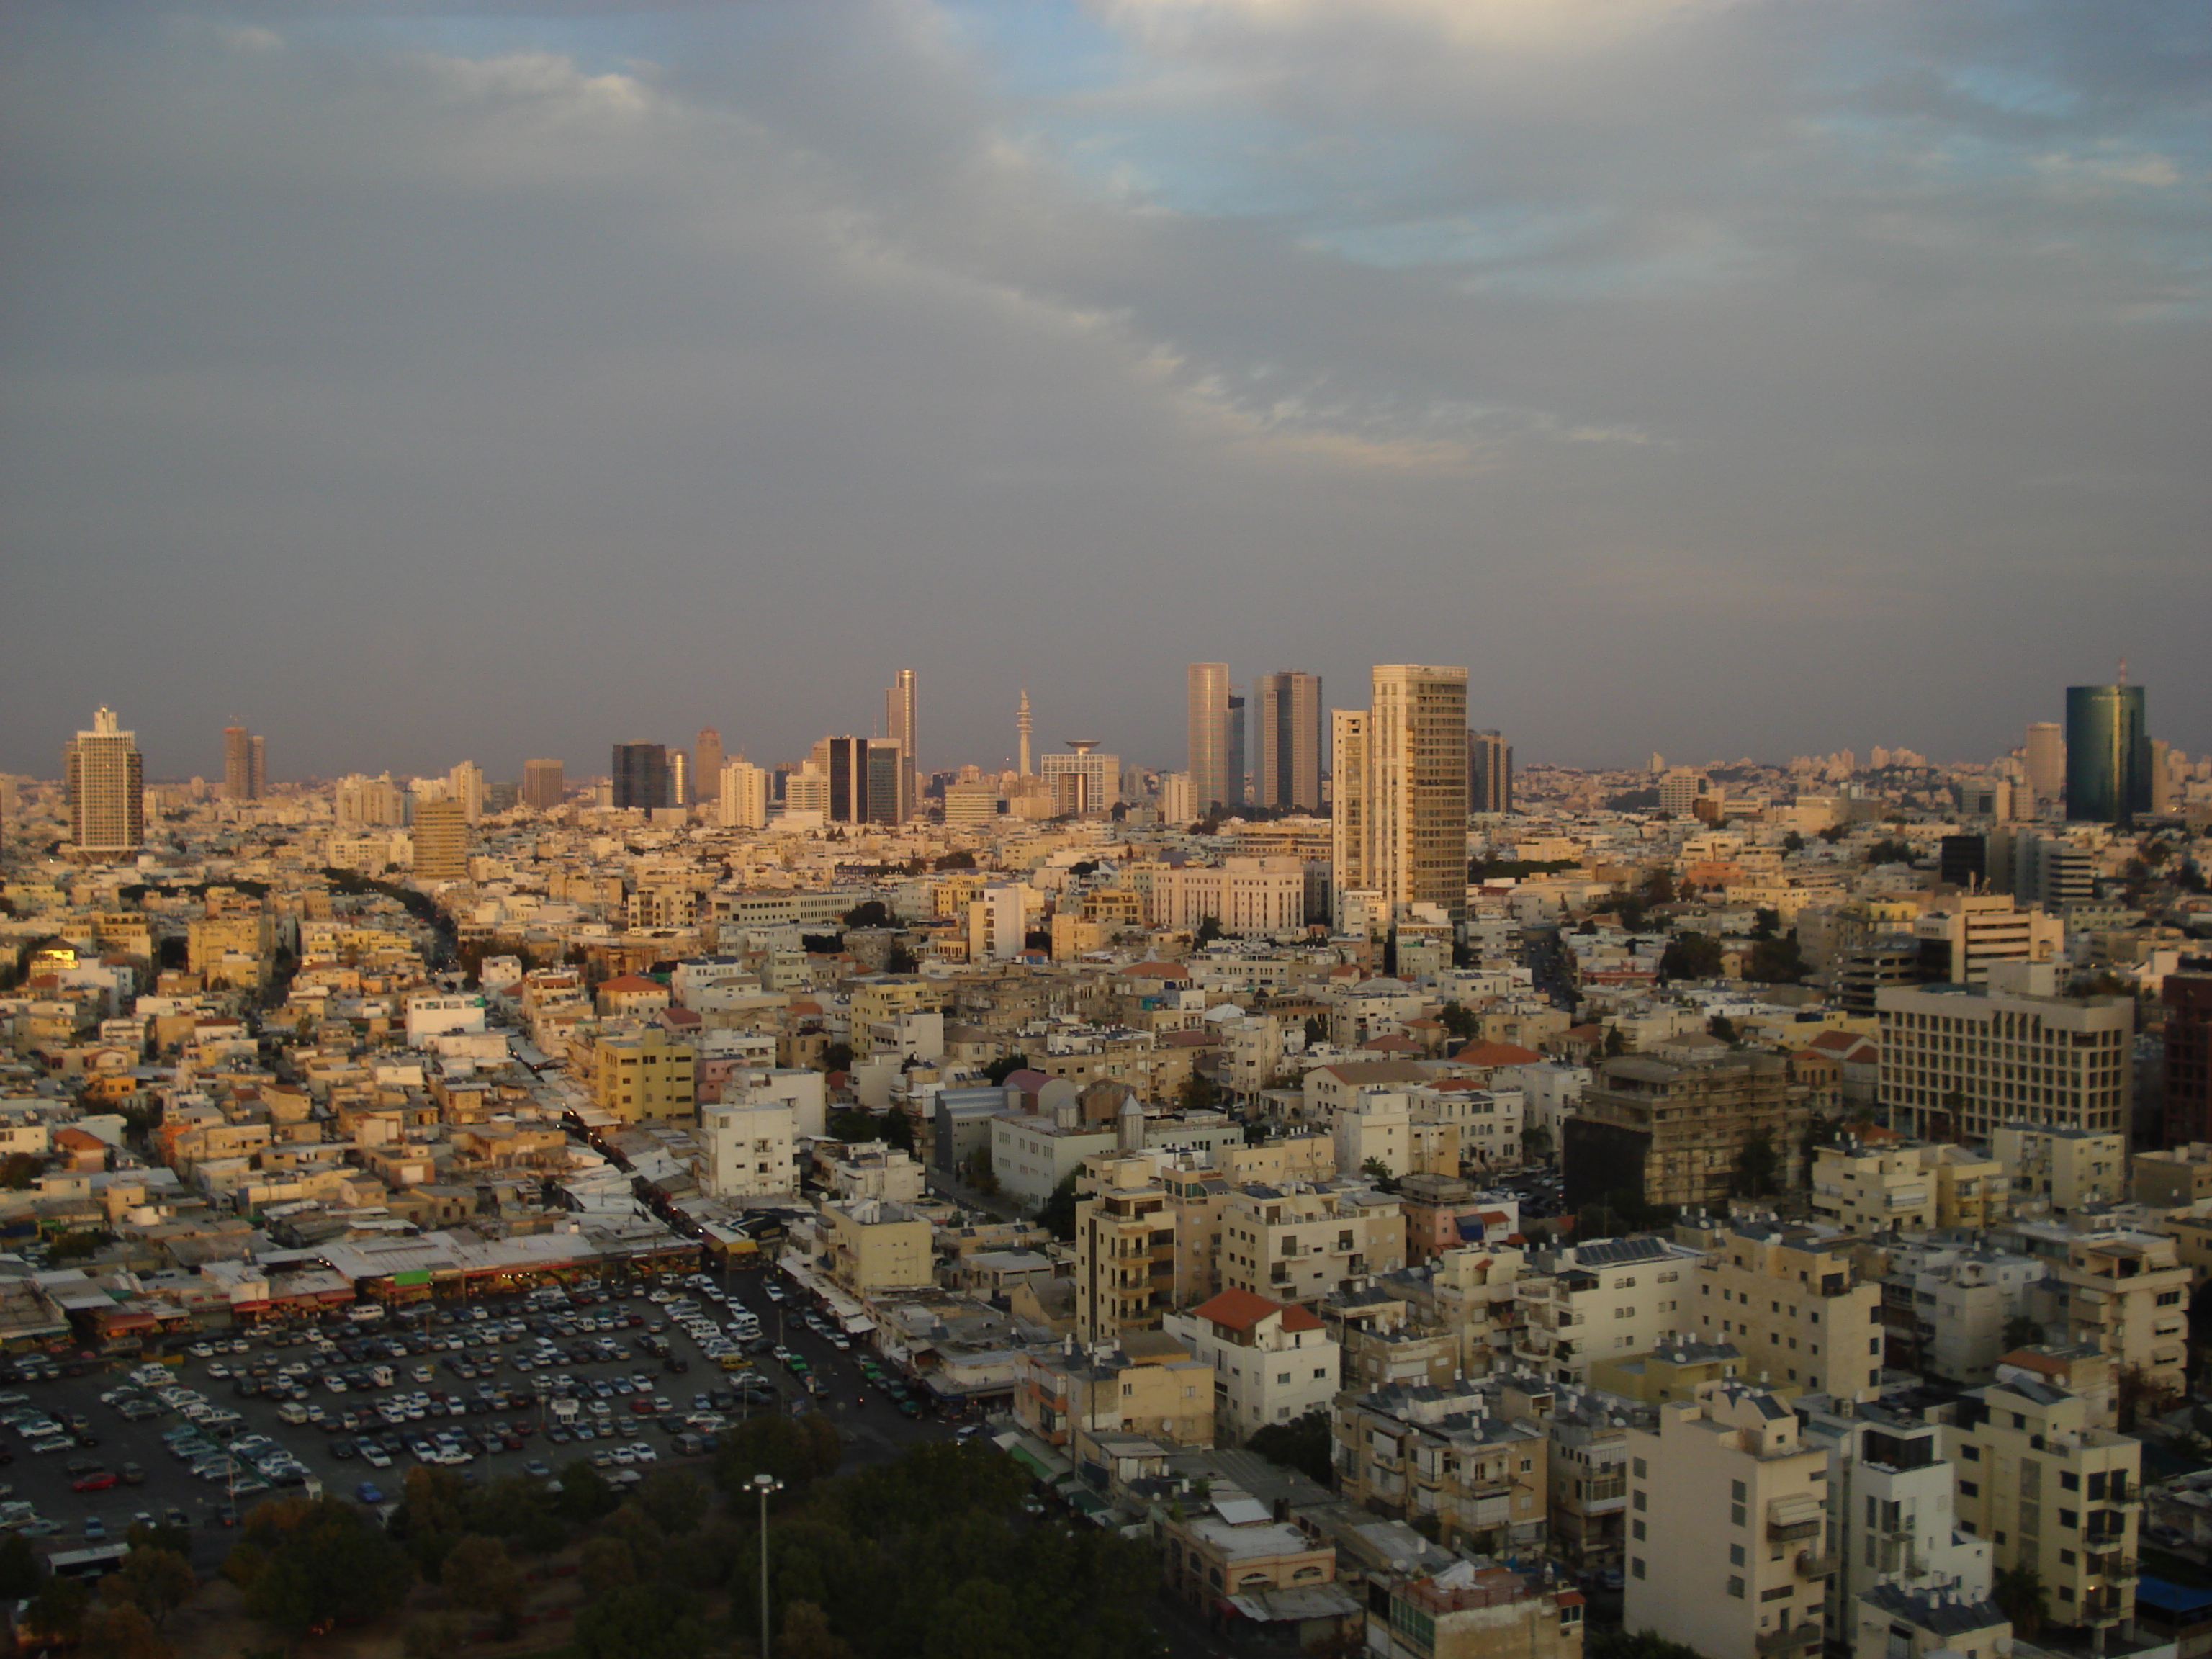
2064,683,2149,825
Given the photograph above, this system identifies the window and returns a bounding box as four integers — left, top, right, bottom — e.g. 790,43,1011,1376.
1632,1559,1646,1581
1727,1577,1745,1599
1730,1544,1745,1567
2059,1510,2078,1529
2061,1472,2080,1492
1961,1444,1979,1461
1869,1337,1881,1354
1960,1481,1978,1497
1633,1457,1647,1479
1633,1491,1647,1511
1632,1520,1646,1541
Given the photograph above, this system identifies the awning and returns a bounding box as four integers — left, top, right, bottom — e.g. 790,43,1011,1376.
841,1316,876,1335
1226,1585,1362,1623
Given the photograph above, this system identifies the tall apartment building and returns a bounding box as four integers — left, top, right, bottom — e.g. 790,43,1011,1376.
222,724,264,801
1880,1241,2044,1385
447,760,485,824
693,727,724,804
2036,1229,2188,1399
1938,1376,2141,1638
410,799,470,883
1682,1220,1884,1401
2066,682,2150,826
1257,671,1322,814
1468,729,1512,815
716,758,770,830
611,742,670,811
1623,1385,1830,1659
63,707,145,855
1331,709,1371,928
2024,721,2065,811
2162,969,2212,1145
814,736,904,825
1188,662,1232,816
1333,665,1470,927
884,670,918,822
586,1022,696,1124
1227,691,1247,806
1072,1152,1177,1344
1876,969,2134,1141
521,759,564,811
1563,1053,1809,1215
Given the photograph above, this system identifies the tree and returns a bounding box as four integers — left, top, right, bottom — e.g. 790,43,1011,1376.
885,943,920,974
1303,1015,1326,1048
1438,1002,1478,1040
1035,1174,1079,1241
934,849,976,870
1246,1411,1334,1488
442,1535,525,1632
842,900,892,930
1745,932,1806,986
239,1498,414,1638
1734,1128,1783,1199
1707,1015,1738,1045
403,1612,469,1659
575,1583,708,1659
1359,1156,1397,1192
2001,1315,2044,1353
554,1458,621,1522
1751,907,1781,940
1781,832,1805,853
712,1412,843,1497
1194,915,1223,946
0,1530,43,1599
577,1534,638,1597
1178,1069,1218,1114
783,1599,856,1659
1657,933,1723,982
23,1577,91,1649
78,1602,169,1659
1603,1026,1628,1058
104,1546,195,1633
2118,1362,2181,1432
1992,1565,2049,1638
633,1470,711,1537
1590,1630,1707,1659
1520,1125,1554,1163
1865,837,1916,866
820,1041,855,1074
0,1153,41,1189
981,1053,1026,1087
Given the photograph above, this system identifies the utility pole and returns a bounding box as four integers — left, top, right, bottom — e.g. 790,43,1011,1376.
753,1471,783,1658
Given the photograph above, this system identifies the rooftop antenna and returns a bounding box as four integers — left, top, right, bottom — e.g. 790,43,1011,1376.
2117,657,2128,685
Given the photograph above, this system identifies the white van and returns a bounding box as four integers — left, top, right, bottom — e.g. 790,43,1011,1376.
369,1365,395,1390
728,1310,760,1339
277,1402,310,1426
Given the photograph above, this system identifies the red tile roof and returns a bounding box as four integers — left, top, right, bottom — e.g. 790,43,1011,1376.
1190,1287,1326,1334
598,974,662,995
1451,1040,1542,1067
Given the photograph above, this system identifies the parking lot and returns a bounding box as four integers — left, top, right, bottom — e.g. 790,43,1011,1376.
0,1267,958,1576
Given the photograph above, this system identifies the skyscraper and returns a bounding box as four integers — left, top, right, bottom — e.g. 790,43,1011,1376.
65,706,145,856
884,670,918,822
2065,682,2150,825
2023,721,2064,810
522,760,565,811
1187,662,1231,816
1467,728,1512,814
1329,709,1369,920
1040,740,1119,816
695,728,725,801
611,743,670,811
1335,666,1470,926
670,751,690,809
818,737,903,825
448,760,485,824
222,724,264,801
1226,691,1247,809
717,757,770,830
412,799,470,882
1257,671,1322,814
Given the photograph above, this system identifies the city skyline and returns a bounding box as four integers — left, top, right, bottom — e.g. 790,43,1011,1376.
2,4,2206,777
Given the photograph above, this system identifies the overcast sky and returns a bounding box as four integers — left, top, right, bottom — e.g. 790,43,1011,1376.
4,0,2206,784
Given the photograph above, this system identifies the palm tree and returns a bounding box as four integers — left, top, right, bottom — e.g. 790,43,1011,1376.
1993,1565,2049,1638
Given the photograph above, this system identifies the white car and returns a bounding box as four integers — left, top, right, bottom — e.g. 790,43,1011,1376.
629,1442,657,1462
187,1344,215,1359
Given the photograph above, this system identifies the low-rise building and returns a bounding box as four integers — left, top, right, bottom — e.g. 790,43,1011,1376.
1164,1287,1340,1444
1376,1559,1586,1659
1683,1219,1885,1403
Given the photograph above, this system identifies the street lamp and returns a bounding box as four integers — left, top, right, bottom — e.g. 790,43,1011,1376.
752,1471,783,1659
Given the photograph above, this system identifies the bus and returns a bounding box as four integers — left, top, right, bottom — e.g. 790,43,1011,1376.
47,1545,129,1582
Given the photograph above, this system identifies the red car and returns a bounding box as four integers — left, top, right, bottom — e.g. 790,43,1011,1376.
69,1470,116,1493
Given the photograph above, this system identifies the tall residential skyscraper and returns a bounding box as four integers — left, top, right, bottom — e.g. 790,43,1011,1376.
2023,721,2064,809
611,743,670,811
65,706,145,856
670,751,690,809
412,799,470,882
884,670,918,821
1226,691,1247,809
1187,662,1231,816
717,757,770,830
695,728,725,800
1329,709,1370,920
1257,671,1322,814
2065,681,2150,825
448,760,485,824
1468,728,1513,814
222,724,264,801
1334,666,1470,926
521,760,565,811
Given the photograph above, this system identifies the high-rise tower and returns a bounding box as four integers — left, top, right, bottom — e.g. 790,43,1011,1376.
1187,662,1231,816
695,728,725,801
1017,689,1034,778
884,670,918,821
611,744,670,811
1226,691,1247,810
1334,666,1470,926
1257,672,1322,813
1467,728,1512,815
65,707,145,856
2065,680,2150,825
222,724,264,801
2023,721,2064,811
522,760,565,811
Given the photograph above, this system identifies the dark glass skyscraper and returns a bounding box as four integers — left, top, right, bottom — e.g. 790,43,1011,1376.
2064,683,2149,825
611,742,670,811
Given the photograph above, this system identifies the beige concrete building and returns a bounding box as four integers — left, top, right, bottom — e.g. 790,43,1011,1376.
1911,891,2064,986
1512,1234,1707,1386
1683,1220,1885,1403
1938,1376,2140,1637
1334,664,1471,927
1988,1123,2128,1211
1377,1560,1586,1659
1810,1141,2006,1236
1334,1380,1550,1556
1161,1493,1338,1614
1878,974,2134,1141
585,1021,696,1124
819,1197,934,1296
2131,1143,2212,1209
1164,1287,1340,1444
1017,1338,1214,1453
1073,1153,1178,1344
2037,1228,2189,1400
1623,1385,1830,1659
1218,1182,1405,1304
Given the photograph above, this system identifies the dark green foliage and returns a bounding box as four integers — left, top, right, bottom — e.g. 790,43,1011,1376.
0,1529,44,1598
1745,932,1806,985
1707,1015,1737,1044
235,1496,414,1637
842,900,894,930
1470,857,1581,881
1036,1174,1080,1241
575,1582,709,1659
1246,1411,1334,1487
1865,837,1916,866
1658,932,1723,982
1439,1002,1478,1040
1734,1128,1783,1198
934,849,977,870
1589,1628,1708,1659
982,1053,1027,1086
1575,1190,1678,1240
712,1411,844,1496
885,943,920,974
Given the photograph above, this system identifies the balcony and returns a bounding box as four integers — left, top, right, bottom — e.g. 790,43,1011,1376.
2086,1552,2138,1583
1755,1623,1823,1655
1796,1550,1838,1578
1768,1516,1823,1543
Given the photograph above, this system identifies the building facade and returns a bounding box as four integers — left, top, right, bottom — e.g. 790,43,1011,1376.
64,707,145,855
1258,671,1323,814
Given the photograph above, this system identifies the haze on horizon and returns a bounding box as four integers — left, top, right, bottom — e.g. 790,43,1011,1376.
2,0,2206,784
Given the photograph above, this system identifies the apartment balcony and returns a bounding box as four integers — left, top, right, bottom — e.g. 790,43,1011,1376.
2085,1552,2138,1583
1796,1550,1839,1579
1768,1515,1823,1543
1755,1622,1824,1655
1583,1476,1628,1505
